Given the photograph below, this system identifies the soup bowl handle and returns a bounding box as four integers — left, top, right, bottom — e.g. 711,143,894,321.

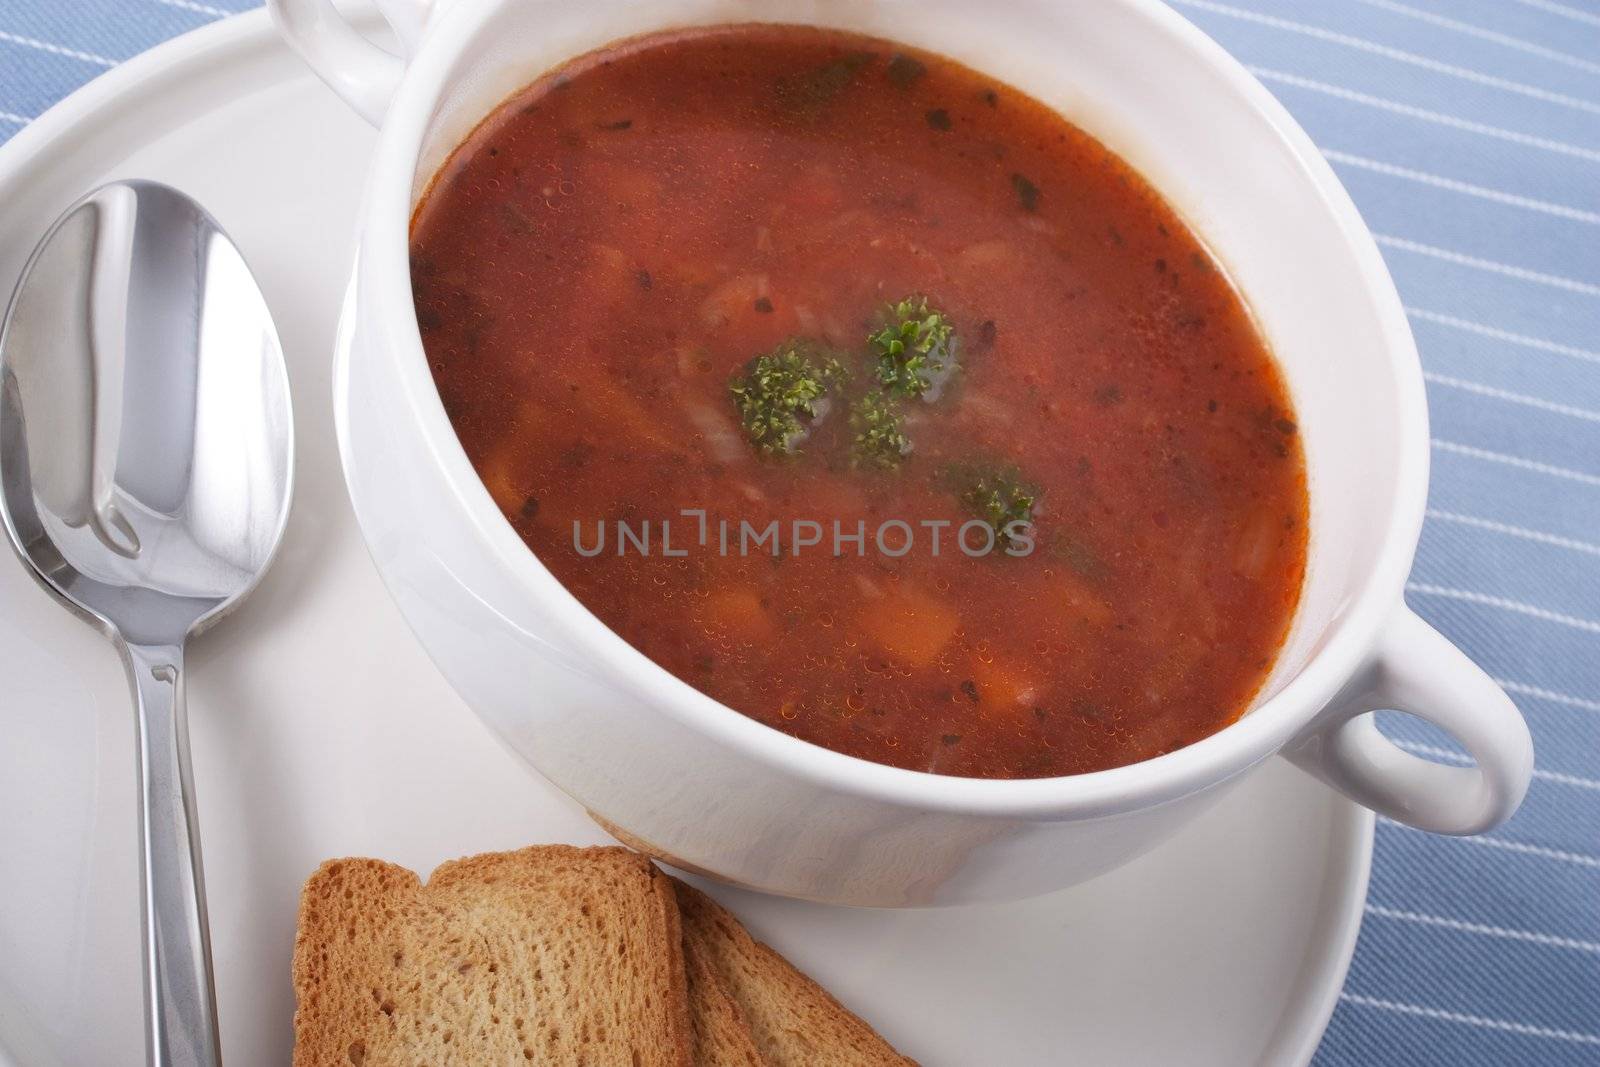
1284,606,1533,835
268,0,435,126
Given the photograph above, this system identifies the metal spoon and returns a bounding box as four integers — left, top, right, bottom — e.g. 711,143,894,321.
0,180,293,1066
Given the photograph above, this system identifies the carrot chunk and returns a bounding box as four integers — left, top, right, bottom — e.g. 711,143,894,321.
967,654,1039,719
1042,569,1112,628
860,587,960,668
702,588,777,644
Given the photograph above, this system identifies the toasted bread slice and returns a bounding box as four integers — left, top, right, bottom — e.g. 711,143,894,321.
292,846,693,1067
686,937,769,1066
673,881,916,1067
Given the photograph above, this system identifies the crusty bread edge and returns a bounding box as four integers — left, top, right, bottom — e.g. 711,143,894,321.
684,929,770,1066
672,878,918,1067
291,849,695,1067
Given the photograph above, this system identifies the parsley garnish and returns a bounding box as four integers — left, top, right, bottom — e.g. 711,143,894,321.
868,295,958,400
729,342,846,456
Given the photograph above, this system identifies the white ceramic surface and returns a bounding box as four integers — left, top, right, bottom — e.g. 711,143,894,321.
283,0,1531,905
0,10,1372,1066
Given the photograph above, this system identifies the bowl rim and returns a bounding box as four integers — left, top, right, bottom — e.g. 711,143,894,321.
352,0,1429,819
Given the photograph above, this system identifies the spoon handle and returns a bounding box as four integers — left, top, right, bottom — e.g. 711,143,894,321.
126,641,223,1067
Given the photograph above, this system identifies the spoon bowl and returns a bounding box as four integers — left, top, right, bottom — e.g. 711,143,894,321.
1,180,293,643
0,180,293,1066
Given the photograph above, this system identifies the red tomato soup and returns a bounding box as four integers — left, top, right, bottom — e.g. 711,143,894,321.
410,25,1309,779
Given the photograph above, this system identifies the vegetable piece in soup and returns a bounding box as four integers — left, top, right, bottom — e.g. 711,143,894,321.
409,24,1309,779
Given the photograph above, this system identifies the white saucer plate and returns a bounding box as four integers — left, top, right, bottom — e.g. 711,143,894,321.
0,9,1371,1065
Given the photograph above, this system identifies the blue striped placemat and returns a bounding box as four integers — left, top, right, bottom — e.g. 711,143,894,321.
2,1,1596,1062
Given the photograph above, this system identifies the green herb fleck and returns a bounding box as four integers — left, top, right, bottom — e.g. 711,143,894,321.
500,201,537,235
868,295,959,400
777,51,874,112
946,463,1039,545
886,54,928,89
1011,172,1041,212
851,390,911,469
926,108,953,131
729,342,846,457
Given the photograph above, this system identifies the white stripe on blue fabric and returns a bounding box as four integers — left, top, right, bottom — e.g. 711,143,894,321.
1426,509,1600,559
1320,149,1600,224
151,0,231,17
1171,0,1600,117
1508,0,1600,32
1422,373,1600,423
1496,679,1600,716
0,28,116,67
1390,741,1600,791
1353,0,1600,76
1433,438,1600,487
1338,993,1600,1046
1366,902,1600,951
1406,308,1600,368
1374,235,1600,297
1407,582,1600,635
1378,817,1600,869
1249,67,1600,163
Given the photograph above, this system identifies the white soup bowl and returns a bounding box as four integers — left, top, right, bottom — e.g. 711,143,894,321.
272,0,1533,905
